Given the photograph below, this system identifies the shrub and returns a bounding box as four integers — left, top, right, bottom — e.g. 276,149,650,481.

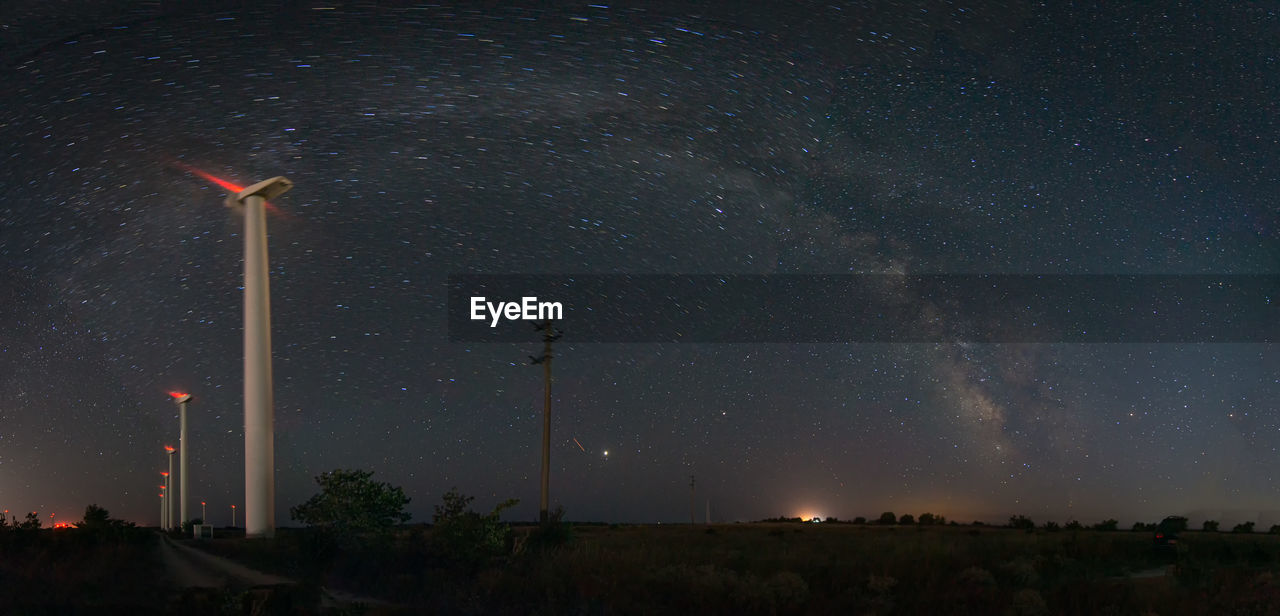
1092,519,1118,531
1203,520,1220,532
1042,521,1060,532
526,505,574,551
1009,515,1035,530
917,512,936,525
1010,588,1049,616
1233,521,1255,534
431,488,519,566
898,514,915,525
852,516,866,525
878,512,897,525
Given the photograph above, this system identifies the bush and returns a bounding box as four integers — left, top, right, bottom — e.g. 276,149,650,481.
1092,519,1118,531
1203,520,1220,532
898,514,915,525
431,488,519,566
878,512,897,525
852,516,866,525
1009,515,1035,530
1233,521,1256,534
1042,521,1060,532
918,512,936,525
526,505,574,551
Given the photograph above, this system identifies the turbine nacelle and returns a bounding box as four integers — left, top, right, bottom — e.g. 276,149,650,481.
225,176,293,209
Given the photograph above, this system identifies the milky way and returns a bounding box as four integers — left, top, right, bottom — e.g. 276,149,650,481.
0,2,1276,526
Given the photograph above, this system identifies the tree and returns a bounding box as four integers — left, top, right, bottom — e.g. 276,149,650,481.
1159,516,1188,534
852,516,867,525
917,512,936,526
78,504,111,528
290,469,411,534
1093,519,1118,531
878,512,897,525
20,512,41,530
898,514,915,525
1232,521,1255,534
1268,524,1280,535
1064,520,1083,530
1009,515,1035,530
1043,521,1060,532
1202,520,1220,532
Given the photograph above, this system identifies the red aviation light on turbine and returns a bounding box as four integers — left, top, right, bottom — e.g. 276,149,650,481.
169,391,192,403
181,164,246,193
164,446,175,453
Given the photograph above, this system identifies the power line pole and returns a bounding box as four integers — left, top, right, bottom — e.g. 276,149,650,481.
529,320,562,524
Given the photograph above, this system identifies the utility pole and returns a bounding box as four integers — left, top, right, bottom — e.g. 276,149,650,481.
529,320,562,524
689,475,696,525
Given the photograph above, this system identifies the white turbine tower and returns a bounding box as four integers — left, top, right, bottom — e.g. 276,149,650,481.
225,176,293,539
170,392,192,528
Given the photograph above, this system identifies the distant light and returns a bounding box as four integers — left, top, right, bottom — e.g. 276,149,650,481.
165,446,175,453
169,391,189,399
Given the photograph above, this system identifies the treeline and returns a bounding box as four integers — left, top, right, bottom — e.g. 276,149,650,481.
759,512,1280,534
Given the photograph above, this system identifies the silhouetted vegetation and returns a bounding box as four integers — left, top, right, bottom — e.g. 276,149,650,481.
877,511,897,525
1009,515,1035,530
1233,521,1256,534
431,487,519,567
1203,520,1220,532
182,518,1280,615
0,504,160,612
289,468,411,537
1093,518,1119,531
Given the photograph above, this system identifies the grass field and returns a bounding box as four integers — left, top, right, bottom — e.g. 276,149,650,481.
187,523,1280,615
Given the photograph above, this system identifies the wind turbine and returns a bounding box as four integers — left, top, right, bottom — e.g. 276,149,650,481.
225,176,293,539
164,447,175,530
170,392,192,528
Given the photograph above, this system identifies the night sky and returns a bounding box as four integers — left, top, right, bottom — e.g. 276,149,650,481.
0,1,1276,528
